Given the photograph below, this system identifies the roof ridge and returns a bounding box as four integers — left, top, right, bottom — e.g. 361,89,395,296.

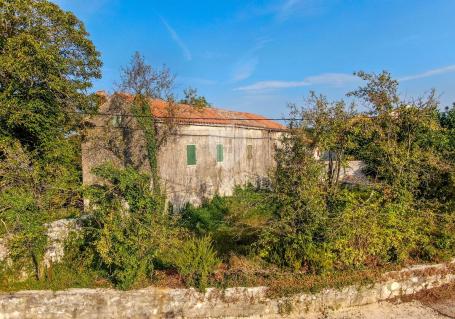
99,92,287,130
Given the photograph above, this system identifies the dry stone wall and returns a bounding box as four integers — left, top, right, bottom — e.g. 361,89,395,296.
0,260,454,319
0,218,80,270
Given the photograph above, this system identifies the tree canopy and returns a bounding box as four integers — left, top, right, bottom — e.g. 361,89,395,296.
0,0,102,151
0,0,102,280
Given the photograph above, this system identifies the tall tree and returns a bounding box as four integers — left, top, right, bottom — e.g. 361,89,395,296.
289,92,356,193
0,0,101,279
0,0,102,150
115,52,178,195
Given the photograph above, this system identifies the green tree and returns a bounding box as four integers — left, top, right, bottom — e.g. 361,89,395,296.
116,52,178,195
0,0,101,279
348,72,450,200
257,124,332,272
1,0,102,150
84,164,180,289
180,87,211,109
289,92,356,194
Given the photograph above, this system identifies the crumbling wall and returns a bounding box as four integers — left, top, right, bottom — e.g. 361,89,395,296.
0,218,80,270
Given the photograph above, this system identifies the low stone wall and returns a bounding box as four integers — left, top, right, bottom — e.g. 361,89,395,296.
0,260,454,319
0,218,80,270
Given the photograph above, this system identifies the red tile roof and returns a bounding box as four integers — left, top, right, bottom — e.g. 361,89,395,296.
98,92,287,131
150,99,287,131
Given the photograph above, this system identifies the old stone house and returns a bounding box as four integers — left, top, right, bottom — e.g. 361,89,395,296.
82,93,286,209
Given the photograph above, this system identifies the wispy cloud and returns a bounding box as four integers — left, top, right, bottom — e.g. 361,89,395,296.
177,76,217,86
237,0,331,22
235,65,455,92
235,73,357,91
235,80,309,91
231,58,259,82
399,65,455,81
230,38,271,82
305,73,358,86
277,0,303,21
160,17,192,61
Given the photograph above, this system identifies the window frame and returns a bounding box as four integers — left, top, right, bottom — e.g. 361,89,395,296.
186,144,197,166
216,144,224,163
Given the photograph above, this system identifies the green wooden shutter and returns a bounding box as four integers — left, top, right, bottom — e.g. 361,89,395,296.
216,144,223,162
187,145,196,165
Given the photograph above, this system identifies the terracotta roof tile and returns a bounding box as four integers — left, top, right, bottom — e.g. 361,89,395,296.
99,93,287,131
150,98,287,131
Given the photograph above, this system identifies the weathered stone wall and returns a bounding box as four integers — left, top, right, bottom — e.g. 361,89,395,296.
0,218,79,269
81,98,283,210
157,125,280,209
1,260,454,319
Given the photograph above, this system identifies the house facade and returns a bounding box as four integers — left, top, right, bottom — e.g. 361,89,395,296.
81,93,286,209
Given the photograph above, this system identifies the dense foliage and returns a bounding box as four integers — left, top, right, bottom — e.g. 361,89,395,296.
257,72,455,273
180,87,211,109
0,0,101,279
0,1,453,294
180,186,272,257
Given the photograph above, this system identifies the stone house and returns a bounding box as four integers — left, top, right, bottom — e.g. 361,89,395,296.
81,93,286,209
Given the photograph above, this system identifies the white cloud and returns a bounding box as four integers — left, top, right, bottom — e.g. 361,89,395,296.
277,0,303,21
235,80,309,91
160,17,192,61
399,65,455,81
231,58,259,82
305,73,357,86
229,38,272,82
235,73,357,91
238,0,328,22
235,66,455,92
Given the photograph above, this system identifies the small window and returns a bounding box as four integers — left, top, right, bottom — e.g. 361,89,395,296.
247,144,253,160
187,145,196,165
216,144,223,162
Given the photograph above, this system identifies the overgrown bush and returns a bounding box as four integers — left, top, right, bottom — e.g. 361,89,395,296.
84,163,179,289
180,186,272,257
257,72,455,274
164,236,220,291
256,131,333,273
328,188,429,269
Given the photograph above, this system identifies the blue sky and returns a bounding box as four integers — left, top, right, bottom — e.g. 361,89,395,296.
54,0,455,117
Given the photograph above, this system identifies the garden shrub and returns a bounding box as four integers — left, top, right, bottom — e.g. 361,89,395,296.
256,131,334,273
180,185,272,257
84,163,180,289
165,236,220,291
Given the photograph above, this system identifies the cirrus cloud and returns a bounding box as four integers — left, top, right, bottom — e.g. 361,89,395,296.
399,64,455,81
235,73,357,91
160,16,192,61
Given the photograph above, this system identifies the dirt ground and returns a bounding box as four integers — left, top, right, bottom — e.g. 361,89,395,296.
313,283,455,319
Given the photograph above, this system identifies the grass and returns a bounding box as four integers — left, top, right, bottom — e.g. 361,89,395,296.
0,263,111,292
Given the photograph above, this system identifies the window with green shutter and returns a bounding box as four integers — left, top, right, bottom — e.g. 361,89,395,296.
187,145,196,165
216,144,223,162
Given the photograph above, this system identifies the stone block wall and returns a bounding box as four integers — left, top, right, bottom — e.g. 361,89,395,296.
0,218,80,270
0,260,454,318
